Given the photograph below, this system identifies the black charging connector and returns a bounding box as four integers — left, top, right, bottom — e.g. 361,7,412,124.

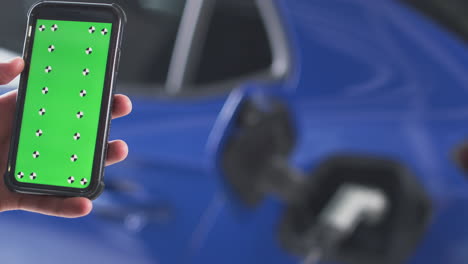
279,156,431,264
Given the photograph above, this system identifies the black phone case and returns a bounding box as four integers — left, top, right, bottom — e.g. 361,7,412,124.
4,1,126,200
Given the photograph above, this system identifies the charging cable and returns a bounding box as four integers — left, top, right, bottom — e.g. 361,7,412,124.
301,184,389,264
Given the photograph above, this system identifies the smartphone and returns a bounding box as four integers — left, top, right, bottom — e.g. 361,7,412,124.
4,1,126,199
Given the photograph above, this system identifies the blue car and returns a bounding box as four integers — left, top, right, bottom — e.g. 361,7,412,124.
1,0,468,263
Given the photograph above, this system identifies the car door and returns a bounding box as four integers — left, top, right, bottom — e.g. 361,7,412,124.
99,0,292,263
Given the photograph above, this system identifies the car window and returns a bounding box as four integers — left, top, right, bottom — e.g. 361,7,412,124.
166,0,289,96
402,0,468,42
193,0,273,85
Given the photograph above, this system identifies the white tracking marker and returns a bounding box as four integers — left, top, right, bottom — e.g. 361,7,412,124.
32,151,40,158
38,108,46,116
80,178,88,185
68,176,75,184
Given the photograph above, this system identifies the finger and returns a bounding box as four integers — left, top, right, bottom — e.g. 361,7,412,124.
0,90,17,111
105,140,128,166
0,90,18,147
0,58,24,85
111,94,132,119
16,195,92,218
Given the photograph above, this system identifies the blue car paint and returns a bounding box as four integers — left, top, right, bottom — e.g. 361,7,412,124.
2,0,468,263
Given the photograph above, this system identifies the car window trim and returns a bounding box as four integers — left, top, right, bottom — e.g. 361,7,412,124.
165,0,216,94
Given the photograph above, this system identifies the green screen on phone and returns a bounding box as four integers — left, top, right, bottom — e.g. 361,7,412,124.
14,19,113,188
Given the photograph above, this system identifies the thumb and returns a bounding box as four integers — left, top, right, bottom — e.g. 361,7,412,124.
0,58,24,85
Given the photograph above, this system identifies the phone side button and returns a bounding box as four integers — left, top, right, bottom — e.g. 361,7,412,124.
116,49,122,68
114,49,121,80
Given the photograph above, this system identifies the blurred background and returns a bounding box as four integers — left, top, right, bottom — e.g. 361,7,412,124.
2,0,468,263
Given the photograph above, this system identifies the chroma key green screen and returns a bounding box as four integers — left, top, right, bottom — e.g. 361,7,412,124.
15,19,112,188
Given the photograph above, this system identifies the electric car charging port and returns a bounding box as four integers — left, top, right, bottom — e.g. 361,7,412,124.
279,155,432,264
221,98,296,206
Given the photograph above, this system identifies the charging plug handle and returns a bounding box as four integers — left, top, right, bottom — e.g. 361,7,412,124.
319,184,388,235
302,184,389,264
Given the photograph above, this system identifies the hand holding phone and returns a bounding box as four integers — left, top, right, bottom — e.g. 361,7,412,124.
4,1,127,201
0,62,131,218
